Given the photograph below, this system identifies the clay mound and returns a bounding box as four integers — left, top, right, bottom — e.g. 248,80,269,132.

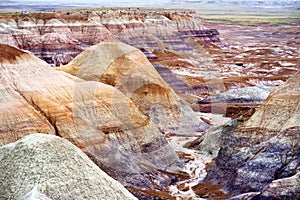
0,133,137,200
0,44,179,189
58,41,208,135
246,71,300,131
205,72,300,199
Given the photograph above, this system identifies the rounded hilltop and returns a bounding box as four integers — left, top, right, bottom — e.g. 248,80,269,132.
0,44,27,63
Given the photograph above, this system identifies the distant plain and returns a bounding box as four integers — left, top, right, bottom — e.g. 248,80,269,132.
1,1,299,26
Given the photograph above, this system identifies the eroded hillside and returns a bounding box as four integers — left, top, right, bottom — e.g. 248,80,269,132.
0,7,299,200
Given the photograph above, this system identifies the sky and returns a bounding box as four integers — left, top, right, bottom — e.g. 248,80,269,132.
0,0,172,11
5,0,170,3
1,0,298,11
2,0,170,7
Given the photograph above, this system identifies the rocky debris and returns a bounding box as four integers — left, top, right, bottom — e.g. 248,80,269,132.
57,41,208,135
205,72,300,199
0,44,180,190
0,133,137,200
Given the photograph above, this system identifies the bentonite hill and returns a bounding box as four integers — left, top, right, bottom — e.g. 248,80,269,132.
0,2,299,200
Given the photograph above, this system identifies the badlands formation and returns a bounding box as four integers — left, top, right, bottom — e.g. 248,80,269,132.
0,8,299,200
205,71,300,199
57,41,208,134
0,134,137,200
0,43,185,193
0,8,298,118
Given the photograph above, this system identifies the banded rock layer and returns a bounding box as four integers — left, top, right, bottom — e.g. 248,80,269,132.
205,72,300,199
0,44,180,189
0,9,218,66
57,41,208,135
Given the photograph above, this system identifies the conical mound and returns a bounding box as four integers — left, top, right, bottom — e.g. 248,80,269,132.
58,41,209,135
0,133,137,200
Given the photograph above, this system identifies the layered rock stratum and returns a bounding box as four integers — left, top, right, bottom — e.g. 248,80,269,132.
0,133,137,200
0,44,181,190
1,9,298,119
205,72,300,199
57,41,208,135
0,9,215,66
0,7,299,200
